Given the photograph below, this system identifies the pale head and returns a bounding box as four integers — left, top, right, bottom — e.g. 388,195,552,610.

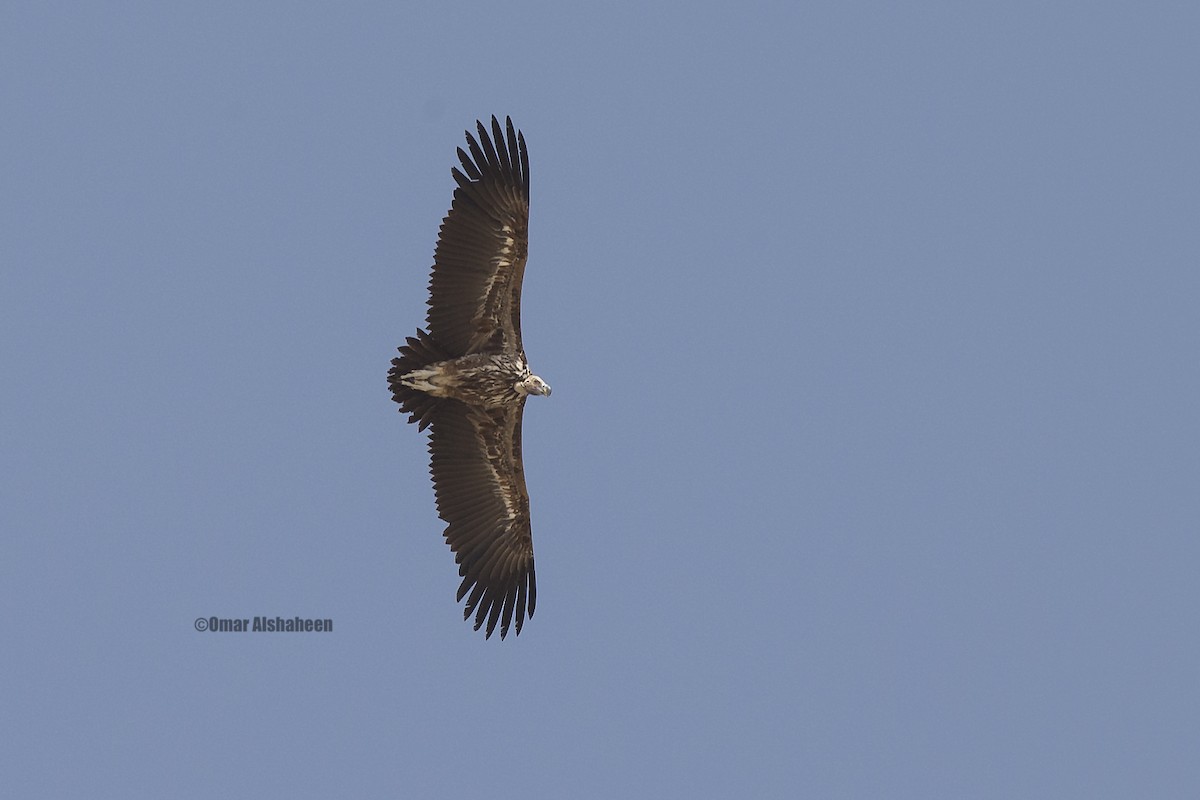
518,374,552,397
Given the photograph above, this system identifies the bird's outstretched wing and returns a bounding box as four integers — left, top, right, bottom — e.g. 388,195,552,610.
426,116,529,357
425,399,536,639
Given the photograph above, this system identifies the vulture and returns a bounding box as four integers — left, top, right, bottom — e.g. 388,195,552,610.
388,116,549,640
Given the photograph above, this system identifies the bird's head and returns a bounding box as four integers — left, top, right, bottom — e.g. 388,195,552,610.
519,374,552,397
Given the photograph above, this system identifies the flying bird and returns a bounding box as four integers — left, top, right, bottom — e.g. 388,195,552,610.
388,116,549,640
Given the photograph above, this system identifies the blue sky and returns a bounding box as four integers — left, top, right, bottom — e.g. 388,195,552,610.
3,2,1198,797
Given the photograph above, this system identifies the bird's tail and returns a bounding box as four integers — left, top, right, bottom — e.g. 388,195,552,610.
388,328,449,430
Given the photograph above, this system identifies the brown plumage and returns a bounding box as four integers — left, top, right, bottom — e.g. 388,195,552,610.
388,117,550,640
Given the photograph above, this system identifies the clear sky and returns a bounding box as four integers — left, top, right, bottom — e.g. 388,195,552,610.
3,2,1198,797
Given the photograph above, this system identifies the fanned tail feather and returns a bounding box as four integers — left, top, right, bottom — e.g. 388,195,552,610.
388,328,450,430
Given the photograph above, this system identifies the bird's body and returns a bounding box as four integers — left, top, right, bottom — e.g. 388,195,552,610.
400,351,548,409
388,116,547,640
